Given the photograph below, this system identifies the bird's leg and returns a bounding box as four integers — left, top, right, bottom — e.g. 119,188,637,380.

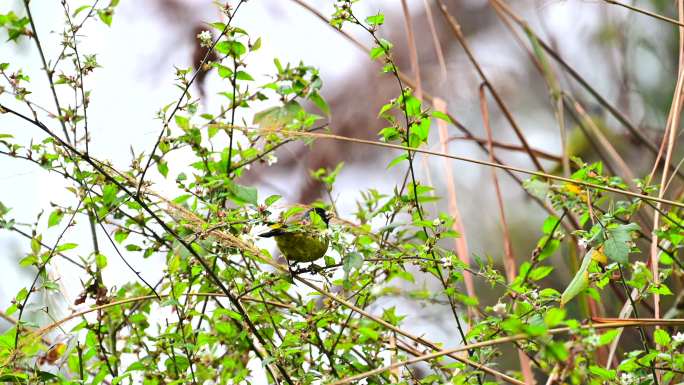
291,263,323,276
286,260,296,283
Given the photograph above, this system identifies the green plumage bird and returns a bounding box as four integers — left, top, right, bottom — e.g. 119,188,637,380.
259,207,332,272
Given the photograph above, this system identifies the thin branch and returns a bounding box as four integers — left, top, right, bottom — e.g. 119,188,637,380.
480,83,535,385
602,0,684,27
222,125,684,209
436,0,545,172
328,318,684,385
14,198,84,349
1,104,296,385
289,0,580,235
136,0,246,196
30,292,291,338
22,0,71,143
443,135,561,161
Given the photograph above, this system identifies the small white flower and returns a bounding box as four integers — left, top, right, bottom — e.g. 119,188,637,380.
673,332,684,344
578,238,588,248
529,290,539,300
266,153,278,166
197,30,213,48
584,334,600,347
442,256,453,269
432,218,441,227
492,302,506,315
619,372,638,385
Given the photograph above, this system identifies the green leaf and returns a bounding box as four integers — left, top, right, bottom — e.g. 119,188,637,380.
560,249,594,307
226,180,258,205
265,195,281,206
412,117,430,142
16,287,28,302
343,252,363,276
19,255,36,267
370,46,385,60
37,371,59,381
523,178,549,200
174,115,189,130
546,341,569,361
387,154,407,169
654,329,671,346
102,184,118,205
358,326,379,341
536,236,560,261
539,288,560,298
588,365,615,380
31,235,41,255
528,265,554,281
172,194,191,204
73,5,91,16
253,101,303,129
95,253,108,269
97,9,112,26
603,223,640,263
282,206,304,221
126,244,142,252
404,95,421,117
598,329,620,346
47,209,64,228
0,374,27,383
274,58,283,73
216,64,233,78
157,160,169,178
235,70,254,81
55,243,78,252
544,308,565,327
651,284,673,295
251,37,261,51
365,13,384,26
5,303,17,316
125,361,146,372
215,40,246,57
431,110,452,124
309,91,330,116
542,216,560,234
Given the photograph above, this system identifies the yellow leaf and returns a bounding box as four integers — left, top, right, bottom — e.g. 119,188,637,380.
563,183,588,202
563,183,581,195
591,247,607,265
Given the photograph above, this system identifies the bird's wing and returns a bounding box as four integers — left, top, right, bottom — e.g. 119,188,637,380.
259,223,289,238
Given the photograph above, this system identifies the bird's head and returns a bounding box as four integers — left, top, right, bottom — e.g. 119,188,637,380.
309,207,333,227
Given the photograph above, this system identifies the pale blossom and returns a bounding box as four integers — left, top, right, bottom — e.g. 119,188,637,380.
673,332,684,344
197,30,213,48
492,302,506,315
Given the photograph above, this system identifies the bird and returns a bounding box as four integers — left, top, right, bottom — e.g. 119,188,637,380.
259,207,332,274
